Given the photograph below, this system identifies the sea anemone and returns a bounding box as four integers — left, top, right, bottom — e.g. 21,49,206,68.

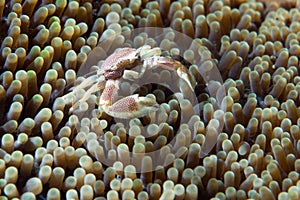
1,0,300,200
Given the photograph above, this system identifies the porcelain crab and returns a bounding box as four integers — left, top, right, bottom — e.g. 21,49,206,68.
63,45,195,119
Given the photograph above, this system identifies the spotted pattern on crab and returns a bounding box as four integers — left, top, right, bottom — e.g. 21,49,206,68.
101,48,137,71
108,96,138,113
104,67,124,80
101,81,118,102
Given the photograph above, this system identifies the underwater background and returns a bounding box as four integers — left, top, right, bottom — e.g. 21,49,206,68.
0,0,300,199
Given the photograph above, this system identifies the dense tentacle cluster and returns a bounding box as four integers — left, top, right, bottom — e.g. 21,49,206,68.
0,0,300,200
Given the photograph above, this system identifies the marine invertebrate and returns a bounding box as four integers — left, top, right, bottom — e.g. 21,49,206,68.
1,0,300,199
62,45,196,120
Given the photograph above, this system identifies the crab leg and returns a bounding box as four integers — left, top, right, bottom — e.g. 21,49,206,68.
142,56,195,91
120,46,162,81
99,79,159,119
62,74,100,111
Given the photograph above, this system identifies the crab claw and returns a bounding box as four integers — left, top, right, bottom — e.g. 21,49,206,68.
103,94,159,119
